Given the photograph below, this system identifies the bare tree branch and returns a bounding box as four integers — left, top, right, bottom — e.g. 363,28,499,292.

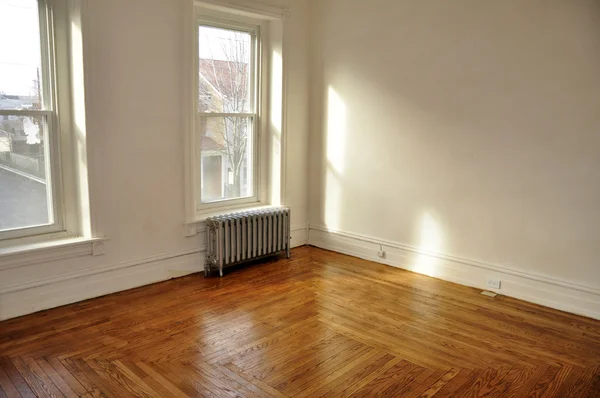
199,30,252,198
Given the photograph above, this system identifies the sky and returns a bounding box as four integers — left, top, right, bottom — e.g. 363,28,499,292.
199,25,250,63
0,0,41,97
0,3,248,96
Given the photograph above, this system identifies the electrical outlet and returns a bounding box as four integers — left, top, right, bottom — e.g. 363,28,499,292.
486,278,501,290
377,250,386,259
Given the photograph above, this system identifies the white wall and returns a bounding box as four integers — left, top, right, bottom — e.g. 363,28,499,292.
308,0,600,318
0,0,310,320
3,0,599,322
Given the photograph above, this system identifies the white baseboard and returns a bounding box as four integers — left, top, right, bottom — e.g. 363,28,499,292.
0,250,205,321
291,224,309,248
308,225,600,320
0,224,310,321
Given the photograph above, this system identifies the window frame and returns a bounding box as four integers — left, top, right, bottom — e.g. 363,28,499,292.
0,0,67,243
193,10,267,214
184,1,288,227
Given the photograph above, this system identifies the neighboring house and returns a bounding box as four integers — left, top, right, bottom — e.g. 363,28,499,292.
198,58,251,202
0,95,45,179
0,129,10,153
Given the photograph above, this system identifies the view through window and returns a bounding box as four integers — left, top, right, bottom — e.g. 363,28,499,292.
0,0,54,234
198,24,256,205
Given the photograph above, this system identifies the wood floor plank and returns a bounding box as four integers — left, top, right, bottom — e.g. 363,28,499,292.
410,368,460,398
581,366,600,398
134,362,189,398
0,364,20,398
35,359,78,398
224,363,287,398
177,360,260,398
0,357,37,398
12,357,64,398
273,342,370,395
564,366,600,398
428,368,476,397
304,352,398,398
86,360,157,398
460,365,512,397
510,364,550,397
351,360,429,397
294,348,380,398
337,356,404,397
487,367,530,398
45,357,90,397
143,362,200,398
0,247,598,397
58,359,108,398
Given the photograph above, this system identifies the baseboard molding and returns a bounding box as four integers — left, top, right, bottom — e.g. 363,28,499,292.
0,224,310,321
291,224,308,248
308,225,600,320
0,249,205,321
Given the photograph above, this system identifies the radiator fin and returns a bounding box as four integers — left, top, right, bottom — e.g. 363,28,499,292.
205,208,291,276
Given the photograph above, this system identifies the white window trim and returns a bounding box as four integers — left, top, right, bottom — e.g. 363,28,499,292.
0,0,104,259
183,0,290,230
195,17,261,210
0,0,65,242
0,236,106,271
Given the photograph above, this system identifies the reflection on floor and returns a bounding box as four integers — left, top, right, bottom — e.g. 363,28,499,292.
0,246,599,397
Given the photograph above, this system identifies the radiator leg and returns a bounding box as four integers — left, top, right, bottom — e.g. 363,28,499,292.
286,238,291,259
219,263,223,277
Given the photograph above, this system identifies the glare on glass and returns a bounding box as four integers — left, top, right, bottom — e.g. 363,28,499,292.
198,25,252,114
198,23,255,205
0,115,52,231
0,0,44,110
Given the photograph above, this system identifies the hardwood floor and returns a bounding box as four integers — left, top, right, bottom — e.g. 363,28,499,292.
1,246,599,397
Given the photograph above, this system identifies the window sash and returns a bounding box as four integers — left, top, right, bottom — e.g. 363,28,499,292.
196,114,259,208
197,22,258,115
0,0,64,242
195,18,261,211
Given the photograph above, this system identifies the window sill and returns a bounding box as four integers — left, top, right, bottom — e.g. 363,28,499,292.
185,204,282,237
0,237,108,271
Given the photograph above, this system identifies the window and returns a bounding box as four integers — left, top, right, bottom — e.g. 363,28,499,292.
0,0,63,241
185,3,286,223
196,18,259,209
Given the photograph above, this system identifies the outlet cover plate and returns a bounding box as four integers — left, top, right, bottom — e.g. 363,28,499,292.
486,278,501,290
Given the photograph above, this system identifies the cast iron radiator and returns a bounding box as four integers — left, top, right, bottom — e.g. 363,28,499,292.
204,208,291,276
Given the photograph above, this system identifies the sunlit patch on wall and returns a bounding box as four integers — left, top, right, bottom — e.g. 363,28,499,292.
412,212,444,277
270,51,283,205
324,87,348,230
271,51,283,132
326,87,346,173
324,168,343,230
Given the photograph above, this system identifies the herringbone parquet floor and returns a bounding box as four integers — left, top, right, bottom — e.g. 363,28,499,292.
0,246,599,397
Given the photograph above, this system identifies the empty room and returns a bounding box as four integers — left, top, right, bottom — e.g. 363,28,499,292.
0,0,599,396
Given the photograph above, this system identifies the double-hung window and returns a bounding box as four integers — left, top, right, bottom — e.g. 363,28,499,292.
186,3,285,225
196,18,259,208
0,0,63,241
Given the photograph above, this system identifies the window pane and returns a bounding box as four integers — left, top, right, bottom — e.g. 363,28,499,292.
198,26,252,113
0,0,44,110
199,116,253,203
0,114,51,231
